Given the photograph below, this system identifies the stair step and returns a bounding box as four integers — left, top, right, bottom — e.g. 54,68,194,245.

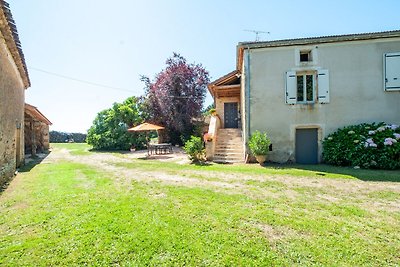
213,158,244,163
216,149,242,153
212,129,243,163
215,152,242,156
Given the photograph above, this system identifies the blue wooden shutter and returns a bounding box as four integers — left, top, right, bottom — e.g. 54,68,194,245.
317,69,329,103
385,53,400,91
285,71,297,104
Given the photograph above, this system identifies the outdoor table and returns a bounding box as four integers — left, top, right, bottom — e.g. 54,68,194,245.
149,143,172,155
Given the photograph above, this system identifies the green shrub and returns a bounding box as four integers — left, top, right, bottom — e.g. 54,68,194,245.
248,131,271,156
323,122,400,169
183,136,205,162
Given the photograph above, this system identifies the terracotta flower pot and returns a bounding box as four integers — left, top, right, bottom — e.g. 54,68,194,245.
255,155,267,165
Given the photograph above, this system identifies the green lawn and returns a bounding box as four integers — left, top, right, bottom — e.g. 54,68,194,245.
0,143,399,266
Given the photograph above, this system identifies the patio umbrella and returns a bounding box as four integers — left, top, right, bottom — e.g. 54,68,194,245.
128,122,165,132
128,122,165,155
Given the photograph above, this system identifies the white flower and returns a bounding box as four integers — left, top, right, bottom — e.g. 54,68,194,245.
370,143,378,148
377,127,386,132
368,130,376,135
394,133,400,140
384,137,397,146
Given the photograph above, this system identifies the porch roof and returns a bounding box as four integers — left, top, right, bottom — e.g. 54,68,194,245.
208,70,241,98
25,103,52,125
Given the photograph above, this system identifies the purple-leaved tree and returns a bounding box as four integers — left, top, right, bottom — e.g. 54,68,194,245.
142,53,210,144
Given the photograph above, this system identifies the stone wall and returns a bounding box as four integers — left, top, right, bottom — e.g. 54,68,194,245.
0,32,25,186
24,118,50,154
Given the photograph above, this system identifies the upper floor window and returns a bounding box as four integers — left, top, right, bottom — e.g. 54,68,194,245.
295,47,317,66
297,73,315,102
286,69,329,104
300,50,312,62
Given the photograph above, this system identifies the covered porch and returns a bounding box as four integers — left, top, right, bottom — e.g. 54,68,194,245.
206,71,244,163
208,70,242,129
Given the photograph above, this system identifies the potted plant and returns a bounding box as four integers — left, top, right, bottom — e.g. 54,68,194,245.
203,133,213,142
248,130,271,164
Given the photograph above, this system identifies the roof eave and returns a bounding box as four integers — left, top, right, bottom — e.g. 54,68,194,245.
0,1,30,88
236,29,400,72
25,104,52,125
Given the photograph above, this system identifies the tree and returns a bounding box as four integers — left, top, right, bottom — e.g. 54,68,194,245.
86,96,148,150
49,131,87,143
142,53,210,144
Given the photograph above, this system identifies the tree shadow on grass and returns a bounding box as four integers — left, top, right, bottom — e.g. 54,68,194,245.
262,163,400,183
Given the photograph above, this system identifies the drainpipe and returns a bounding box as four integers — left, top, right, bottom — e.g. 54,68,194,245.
245,46,251,144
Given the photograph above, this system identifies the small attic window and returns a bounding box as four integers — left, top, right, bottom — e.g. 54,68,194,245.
300,50,312,62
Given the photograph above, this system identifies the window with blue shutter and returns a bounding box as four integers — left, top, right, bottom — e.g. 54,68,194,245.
286,69,329,104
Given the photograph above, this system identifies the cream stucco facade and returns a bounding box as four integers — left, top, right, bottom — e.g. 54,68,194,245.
209,30,400,163
241,32,400,163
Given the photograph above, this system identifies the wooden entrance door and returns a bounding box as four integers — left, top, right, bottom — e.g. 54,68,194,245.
224,102,238,128
295,128,318,164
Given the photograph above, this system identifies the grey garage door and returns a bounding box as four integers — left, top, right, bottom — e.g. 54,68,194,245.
295,128,318,164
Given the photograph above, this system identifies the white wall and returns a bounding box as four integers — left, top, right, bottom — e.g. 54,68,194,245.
246,38,400,163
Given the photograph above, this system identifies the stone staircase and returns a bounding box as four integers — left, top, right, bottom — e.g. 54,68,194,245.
213,128,244,163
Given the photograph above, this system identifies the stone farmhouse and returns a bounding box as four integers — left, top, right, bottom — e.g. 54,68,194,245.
207,30,400,163
0,1,30,185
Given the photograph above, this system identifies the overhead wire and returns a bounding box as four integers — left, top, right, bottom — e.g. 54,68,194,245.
28,66,136,93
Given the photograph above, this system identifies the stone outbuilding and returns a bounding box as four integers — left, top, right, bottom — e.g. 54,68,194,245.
24,104,52,156
0,1,30,185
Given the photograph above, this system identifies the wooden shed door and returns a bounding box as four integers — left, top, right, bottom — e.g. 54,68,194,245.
224,102,238,128
295,128,318,164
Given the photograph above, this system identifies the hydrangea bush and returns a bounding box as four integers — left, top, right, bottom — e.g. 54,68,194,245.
323,122,400,169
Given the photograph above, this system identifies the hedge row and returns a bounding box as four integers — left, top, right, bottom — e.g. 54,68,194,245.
323,122,400,169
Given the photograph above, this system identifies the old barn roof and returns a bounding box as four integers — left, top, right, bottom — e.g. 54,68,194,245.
25,104,52,125
0,0,30,88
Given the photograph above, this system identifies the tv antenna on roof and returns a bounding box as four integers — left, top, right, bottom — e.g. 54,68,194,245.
244,30,270,42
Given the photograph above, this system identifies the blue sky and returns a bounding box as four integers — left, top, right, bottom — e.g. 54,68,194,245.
8,0,400,132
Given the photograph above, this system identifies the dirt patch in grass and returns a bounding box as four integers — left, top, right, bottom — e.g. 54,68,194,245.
44,145,400,214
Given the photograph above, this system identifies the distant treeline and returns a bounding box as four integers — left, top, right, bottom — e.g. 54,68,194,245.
50,131,87,143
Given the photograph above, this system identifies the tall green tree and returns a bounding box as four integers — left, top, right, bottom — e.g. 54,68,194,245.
142,53,210,144
87,96,148,150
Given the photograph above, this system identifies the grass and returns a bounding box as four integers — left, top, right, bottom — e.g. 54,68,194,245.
1,143,399,265
51,143,400,182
